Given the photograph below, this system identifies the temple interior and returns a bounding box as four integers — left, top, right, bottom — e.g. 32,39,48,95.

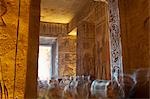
0,0,149,99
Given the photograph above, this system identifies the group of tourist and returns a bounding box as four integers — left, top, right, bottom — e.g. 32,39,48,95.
38,68,150,99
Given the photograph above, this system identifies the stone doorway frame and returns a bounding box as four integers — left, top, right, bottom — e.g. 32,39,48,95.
24,0,124,98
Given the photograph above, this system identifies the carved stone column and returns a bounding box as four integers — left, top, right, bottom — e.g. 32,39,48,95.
77,21,96,77
108,0,124,84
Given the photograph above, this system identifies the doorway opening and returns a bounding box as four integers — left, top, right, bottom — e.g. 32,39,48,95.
38,45,52,81
38,36,58,82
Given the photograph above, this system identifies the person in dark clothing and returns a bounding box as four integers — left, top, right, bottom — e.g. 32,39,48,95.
128,68,150,98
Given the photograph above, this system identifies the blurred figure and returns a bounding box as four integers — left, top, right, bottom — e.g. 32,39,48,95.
75,75,91,99
37,80,49,99
129,68,150,98
121,74,136,98
90,80,111,98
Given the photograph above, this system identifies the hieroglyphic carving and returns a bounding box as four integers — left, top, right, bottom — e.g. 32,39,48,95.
0,0,7,26
108,0,124,85
40,22,68,37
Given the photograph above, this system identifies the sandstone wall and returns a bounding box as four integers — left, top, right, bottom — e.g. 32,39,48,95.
40,22,76,77
0,0,29,98
0,0,40,98
58,35,76,77
119,0,150,73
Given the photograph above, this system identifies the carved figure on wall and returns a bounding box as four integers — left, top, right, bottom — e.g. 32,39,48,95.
0,0,7,26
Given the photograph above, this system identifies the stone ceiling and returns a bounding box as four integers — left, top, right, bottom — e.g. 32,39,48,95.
40,0,88,23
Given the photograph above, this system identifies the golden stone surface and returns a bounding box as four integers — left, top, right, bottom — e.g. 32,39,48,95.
0,0,29,98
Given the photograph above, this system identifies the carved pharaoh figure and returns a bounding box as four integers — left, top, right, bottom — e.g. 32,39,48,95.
0,0,7,26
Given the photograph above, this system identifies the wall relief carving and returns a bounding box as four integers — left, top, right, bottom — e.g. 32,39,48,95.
94,0,124,84
0,0,7,26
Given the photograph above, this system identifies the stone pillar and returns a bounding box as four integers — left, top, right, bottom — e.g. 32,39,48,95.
0,0,40,98
25,0,40,98
77,21,96,77
95,2,110,80
75,1,111,79
108,0,124,84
